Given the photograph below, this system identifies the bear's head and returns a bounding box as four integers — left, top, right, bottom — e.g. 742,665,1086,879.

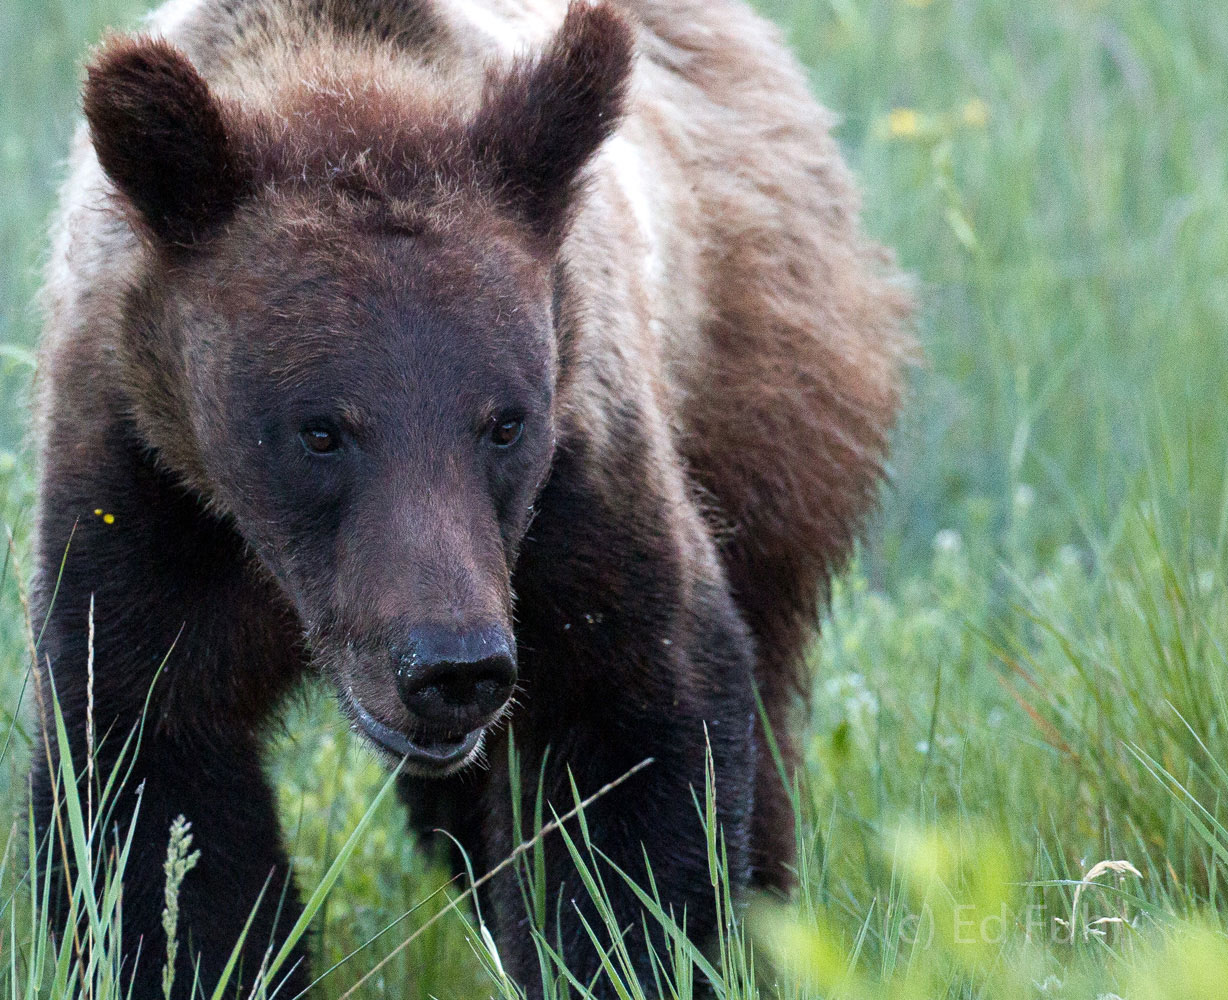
81,3,633,773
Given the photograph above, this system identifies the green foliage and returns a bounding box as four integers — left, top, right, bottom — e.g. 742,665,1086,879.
3,0,1228,997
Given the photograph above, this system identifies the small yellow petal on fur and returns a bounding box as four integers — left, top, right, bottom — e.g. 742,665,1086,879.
93,508,103,516
103,513,115,525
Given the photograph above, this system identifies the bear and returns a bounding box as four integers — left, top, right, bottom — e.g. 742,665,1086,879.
30,0,911,996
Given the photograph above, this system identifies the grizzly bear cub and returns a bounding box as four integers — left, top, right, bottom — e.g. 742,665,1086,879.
31,0,910,995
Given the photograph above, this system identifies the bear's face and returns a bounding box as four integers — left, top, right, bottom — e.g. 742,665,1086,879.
82,5,631,773
189,201,556,771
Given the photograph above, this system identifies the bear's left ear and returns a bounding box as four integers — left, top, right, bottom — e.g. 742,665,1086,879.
84,36,248,246
467,2,634,247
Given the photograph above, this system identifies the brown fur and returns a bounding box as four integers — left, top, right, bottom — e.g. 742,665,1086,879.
34,0,912,993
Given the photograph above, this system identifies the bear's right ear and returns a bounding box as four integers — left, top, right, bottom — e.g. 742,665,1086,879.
84,37,246,246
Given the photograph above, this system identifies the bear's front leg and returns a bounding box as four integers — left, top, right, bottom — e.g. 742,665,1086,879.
479,445,759,998
30,424,309,1000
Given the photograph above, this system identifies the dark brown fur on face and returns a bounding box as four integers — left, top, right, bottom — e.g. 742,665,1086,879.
32,1,912,997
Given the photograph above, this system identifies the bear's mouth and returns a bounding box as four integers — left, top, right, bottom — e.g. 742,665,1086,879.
345,693,483,774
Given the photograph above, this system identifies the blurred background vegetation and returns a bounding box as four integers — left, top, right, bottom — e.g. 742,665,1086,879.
3,0,1228,996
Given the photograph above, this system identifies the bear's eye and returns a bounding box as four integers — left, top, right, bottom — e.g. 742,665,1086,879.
300,425,341,455
489,417,524,449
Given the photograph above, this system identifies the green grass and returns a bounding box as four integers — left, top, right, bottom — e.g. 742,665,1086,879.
4,0,1228,996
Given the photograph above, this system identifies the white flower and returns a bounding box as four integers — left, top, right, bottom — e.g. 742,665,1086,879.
1057,545,1082,569
934,529,962,554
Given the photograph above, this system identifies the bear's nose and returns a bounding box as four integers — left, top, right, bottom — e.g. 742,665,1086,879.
393,625,516,732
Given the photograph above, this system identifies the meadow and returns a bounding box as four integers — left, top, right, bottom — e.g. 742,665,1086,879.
2,0,1228,996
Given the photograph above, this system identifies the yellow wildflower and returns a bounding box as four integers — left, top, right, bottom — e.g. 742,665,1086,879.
887,108,921,138
962,98,989,128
